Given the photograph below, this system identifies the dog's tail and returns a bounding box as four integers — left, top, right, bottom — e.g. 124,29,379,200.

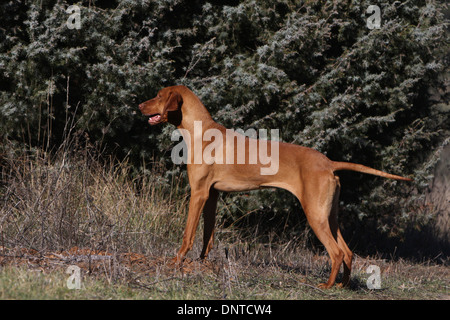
331,161,413,181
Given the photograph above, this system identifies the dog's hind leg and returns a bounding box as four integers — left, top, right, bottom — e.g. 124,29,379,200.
330,176,353,287
298,174,344,289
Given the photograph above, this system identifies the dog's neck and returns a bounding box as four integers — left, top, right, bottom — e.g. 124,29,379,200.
175,89,217,133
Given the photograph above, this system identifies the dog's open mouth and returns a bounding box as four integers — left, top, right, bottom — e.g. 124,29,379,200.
148,113,161,125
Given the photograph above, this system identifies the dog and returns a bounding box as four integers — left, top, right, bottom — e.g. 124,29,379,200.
139,85,411,288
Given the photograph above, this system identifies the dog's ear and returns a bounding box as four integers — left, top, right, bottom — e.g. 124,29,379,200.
164,91,183,113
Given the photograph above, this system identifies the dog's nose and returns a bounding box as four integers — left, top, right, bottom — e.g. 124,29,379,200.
139,103,144,110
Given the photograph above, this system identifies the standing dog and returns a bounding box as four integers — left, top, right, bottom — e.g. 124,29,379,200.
139,85,411,288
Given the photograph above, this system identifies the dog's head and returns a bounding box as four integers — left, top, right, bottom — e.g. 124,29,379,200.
139,86,183,126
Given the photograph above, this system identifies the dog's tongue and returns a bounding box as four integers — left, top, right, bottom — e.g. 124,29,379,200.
148,114,161,124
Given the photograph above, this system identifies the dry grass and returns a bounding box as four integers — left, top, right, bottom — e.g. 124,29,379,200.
0,135,448,300
0,135,188,256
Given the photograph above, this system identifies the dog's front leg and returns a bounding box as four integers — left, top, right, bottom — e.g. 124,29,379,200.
200,188,219,260
174,189,210,263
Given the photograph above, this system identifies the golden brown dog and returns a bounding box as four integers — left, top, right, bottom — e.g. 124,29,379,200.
139,85,411,288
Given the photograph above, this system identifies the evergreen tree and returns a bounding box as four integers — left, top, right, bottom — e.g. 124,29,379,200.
1,0,448,255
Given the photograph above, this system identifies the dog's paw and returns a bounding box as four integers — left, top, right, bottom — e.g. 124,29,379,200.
168,256,182,268
318,282,333,289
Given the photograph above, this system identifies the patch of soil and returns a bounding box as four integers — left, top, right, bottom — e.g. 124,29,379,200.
0,246,218,278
